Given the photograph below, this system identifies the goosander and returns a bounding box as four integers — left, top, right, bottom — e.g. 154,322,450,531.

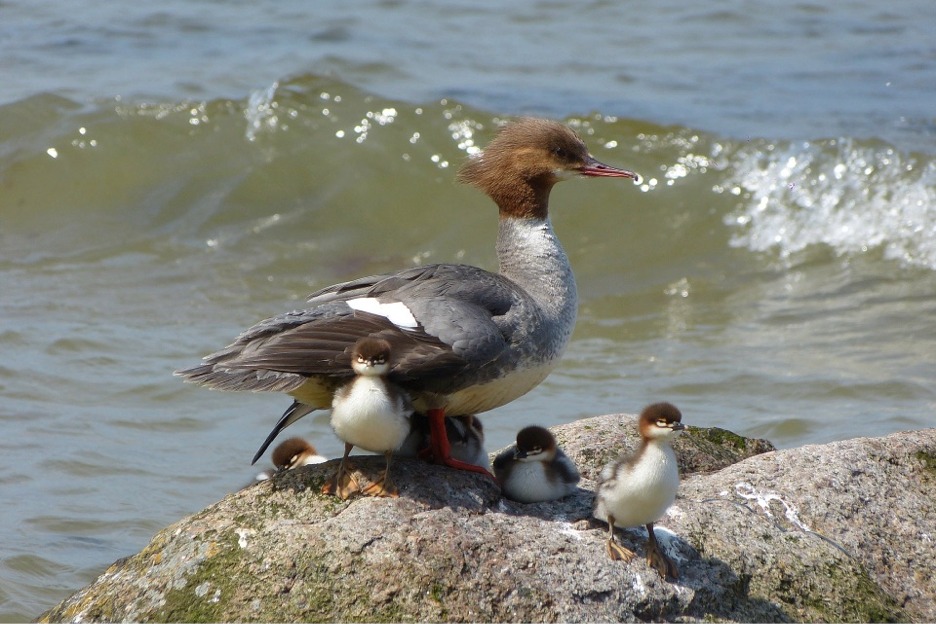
175,117,638,474
324,336,412,498
593,402,686,579
493,425,580,503
255,436,327,481
400,413,489,470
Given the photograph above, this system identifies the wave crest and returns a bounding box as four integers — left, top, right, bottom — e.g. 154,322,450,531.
722,138,936,270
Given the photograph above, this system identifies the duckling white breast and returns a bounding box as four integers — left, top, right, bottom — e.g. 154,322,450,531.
501,460,576,503
331,377,411,453
595,442,679,528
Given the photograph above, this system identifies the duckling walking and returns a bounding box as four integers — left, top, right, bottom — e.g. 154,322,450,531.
594,402,685,578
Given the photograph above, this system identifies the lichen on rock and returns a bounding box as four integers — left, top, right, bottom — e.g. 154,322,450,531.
39,415,934,623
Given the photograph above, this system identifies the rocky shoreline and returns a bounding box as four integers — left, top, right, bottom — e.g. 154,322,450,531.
39,415,935,622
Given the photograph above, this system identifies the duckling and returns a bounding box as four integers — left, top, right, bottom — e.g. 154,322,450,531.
255,436,327,481
399,413,489,470
323,337,412,498
493,425,580,503
594,402,685,578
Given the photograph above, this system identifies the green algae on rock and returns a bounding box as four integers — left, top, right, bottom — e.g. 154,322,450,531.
40,417,934,623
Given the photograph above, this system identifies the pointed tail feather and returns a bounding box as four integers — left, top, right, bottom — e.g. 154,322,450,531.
251,401,318,464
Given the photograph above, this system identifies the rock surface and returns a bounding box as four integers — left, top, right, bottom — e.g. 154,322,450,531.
40,415,935,623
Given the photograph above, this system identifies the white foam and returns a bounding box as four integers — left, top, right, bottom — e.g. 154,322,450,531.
346,297,418,329
244,81,279,141
721,138,936,270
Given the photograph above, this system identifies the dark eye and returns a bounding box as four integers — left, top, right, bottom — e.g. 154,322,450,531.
552,146,568,159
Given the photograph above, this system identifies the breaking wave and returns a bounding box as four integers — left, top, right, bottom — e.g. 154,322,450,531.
720,137,936,270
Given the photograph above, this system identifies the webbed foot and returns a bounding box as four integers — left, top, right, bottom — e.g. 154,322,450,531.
604,515,637,562
322,445,361,499
646,523,679,579
607,538,637,562
361,477,399,498
322,463,362,499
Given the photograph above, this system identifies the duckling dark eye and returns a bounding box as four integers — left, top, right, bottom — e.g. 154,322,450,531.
552,146,568,159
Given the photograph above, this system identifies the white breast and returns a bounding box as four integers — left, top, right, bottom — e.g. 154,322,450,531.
331,377,411,453
595,442,680,528
427,361,556,415
502,461,576,503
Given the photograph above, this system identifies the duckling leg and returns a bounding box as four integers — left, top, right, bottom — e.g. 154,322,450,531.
605,515,637,562
426,409,496,480
645,522,679,579
322,443,361,499
361,451,399,498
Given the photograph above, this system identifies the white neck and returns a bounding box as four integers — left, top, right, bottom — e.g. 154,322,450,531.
496,217,578,336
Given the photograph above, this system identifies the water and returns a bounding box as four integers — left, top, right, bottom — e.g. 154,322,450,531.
2,1,935,620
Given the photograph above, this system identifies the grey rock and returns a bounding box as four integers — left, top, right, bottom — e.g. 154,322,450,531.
39,415,934,623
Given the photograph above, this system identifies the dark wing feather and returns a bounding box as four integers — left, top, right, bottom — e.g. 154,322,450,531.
176,307,470,392
174,363,308,393
310,264,526,364
554,451,582,485
178,263,529,393
492,446,516,473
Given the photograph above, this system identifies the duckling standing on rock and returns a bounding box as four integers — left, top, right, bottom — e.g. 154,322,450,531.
324,337,413,499
594,402,685,579
255,437,327,481
493,426,580,503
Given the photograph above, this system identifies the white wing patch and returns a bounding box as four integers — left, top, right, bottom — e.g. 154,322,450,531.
346,297,419,329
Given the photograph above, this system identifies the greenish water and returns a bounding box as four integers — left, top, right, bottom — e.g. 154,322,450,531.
2,1,935,620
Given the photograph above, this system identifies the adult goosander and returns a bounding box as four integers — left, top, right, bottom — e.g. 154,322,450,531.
593,402,686,579
493,425,580,503
255,436,328,481
324,336,412,498
400,413,489,470
175,117,639,474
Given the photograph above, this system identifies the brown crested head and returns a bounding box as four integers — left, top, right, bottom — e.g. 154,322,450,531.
271,436,315,470
638,402,686,441
351,336,393,366
457,117,638,220
515,425,557,458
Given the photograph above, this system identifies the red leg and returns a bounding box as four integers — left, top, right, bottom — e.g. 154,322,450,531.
426,408,496,480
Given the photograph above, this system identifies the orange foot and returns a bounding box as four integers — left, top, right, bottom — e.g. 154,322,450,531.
607,538,637,562
606,516,637,562
322,461,361,500
646,523,679,579
426,408,496,480
361,476,399,498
